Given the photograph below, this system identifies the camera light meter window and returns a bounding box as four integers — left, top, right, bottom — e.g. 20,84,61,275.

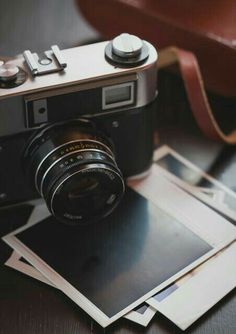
102,82,135,110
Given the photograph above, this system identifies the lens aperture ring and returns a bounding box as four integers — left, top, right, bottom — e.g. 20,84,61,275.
37,148,115,195
34,139,114,192
41,149,120,199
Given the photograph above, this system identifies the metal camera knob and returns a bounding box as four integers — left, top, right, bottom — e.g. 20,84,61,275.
105,33,149,67
0,63,19,82
112,33,143,58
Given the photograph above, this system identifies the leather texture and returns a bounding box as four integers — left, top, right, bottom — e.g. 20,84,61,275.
77,0,236,97
158,47,236,144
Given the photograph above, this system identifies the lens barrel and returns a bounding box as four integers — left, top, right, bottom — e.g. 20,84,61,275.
23,120,125,224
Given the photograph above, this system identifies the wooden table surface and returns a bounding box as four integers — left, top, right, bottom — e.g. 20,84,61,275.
0,1,236,333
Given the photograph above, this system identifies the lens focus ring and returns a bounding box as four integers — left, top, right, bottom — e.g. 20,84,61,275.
35,140,115,194
40,148,116,197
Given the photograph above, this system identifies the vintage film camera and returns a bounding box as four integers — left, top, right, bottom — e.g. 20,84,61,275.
0,34,158,224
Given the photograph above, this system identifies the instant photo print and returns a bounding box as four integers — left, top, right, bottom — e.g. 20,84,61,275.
153,145,236,223
3,172,236,328
5,250,158,326
4,187,223,328
7,240,236,330
148,241,236,330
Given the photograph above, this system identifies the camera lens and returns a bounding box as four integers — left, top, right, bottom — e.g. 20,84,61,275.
68,177,99,199
23,119,125,225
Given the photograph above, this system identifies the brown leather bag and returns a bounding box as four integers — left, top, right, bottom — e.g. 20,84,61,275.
77,0,236,143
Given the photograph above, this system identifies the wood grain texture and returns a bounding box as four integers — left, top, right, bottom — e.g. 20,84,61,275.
0,0,236,333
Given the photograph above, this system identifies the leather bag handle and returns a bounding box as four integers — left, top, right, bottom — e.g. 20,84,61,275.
158,47,236,144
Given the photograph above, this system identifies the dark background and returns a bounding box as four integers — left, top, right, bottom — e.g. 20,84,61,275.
0,0,236,333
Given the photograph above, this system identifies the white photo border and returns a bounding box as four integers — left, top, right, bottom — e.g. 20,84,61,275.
3,174,236,327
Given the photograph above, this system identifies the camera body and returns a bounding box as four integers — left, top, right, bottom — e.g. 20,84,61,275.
0,34,157,221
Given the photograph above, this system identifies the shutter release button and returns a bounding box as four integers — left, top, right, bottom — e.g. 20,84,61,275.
105,32,149,67
112,33,143,58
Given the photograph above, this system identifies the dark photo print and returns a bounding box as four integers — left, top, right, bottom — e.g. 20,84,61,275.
15,188,212,318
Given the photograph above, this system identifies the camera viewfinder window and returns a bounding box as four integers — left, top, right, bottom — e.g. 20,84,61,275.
103,82,134,110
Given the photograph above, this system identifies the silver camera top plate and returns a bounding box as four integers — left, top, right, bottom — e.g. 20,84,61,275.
0,40,157,100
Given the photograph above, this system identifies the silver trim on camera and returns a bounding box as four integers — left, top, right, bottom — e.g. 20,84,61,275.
34,139,114,192
31,99,48,125
0,40,157,137
39,148,115,196
23,45,67,76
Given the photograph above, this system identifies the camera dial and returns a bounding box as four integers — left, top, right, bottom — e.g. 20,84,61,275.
23,120,125,225
0,62,27,88
0,63,19,82
105,33,149,66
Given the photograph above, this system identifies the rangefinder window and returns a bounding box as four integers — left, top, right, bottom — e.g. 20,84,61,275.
102,82,135,110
